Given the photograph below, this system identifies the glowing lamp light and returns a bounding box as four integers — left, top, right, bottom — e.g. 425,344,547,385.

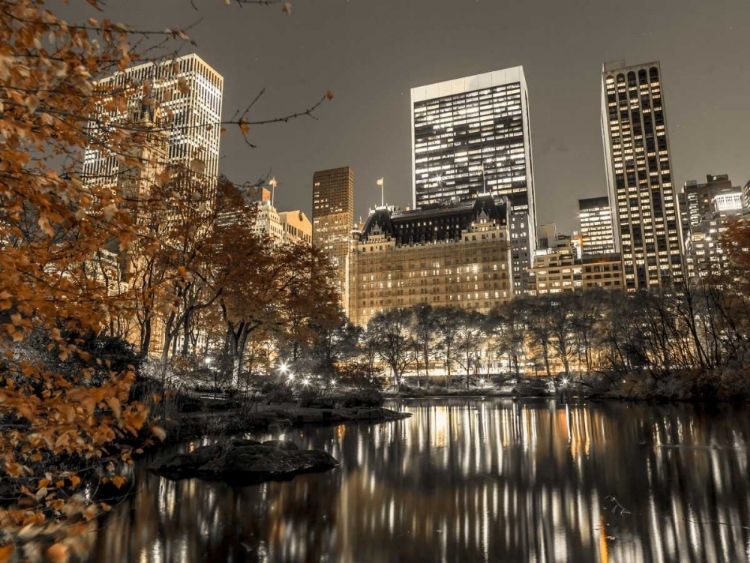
302,377,311,387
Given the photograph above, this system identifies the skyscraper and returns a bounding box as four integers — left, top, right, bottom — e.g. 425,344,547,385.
578,196,616,256
411,67,536,293
83,53,223,215
312,167,354,311
601,60,683,291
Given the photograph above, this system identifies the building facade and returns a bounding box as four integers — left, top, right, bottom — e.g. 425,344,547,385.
348,196,513,327
578,196,616,256
84,54,224,218
530,248,623,295
682,174,742,228
411,67,536,294
252,201,284,240
581,254,624,291
312,167,355,311
278,211,312,246
529,248,582,295
601,60,683,292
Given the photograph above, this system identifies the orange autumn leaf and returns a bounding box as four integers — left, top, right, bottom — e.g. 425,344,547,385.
112,475,126,489
0,544,14,563
47,543,69,563
150,425,167,441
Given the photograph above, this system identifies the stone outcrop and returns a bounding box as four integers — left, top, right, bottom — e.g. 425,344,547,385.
150,439,338,484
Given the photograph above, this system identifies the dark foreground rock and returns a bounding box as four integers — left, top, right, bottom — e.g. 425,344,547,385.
149,439,338,484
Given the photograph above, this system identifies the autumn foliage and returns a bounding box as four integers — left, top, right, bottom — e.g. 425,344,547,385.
0,0,342,554
0,0,171,551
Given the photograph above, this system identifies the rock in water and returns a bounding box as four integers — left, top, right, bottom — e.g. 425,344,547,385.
262,440,299,450
150,441,338,484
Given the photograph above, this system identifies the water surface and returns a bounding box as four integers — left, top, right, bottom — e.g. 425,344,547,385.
90,398,750,563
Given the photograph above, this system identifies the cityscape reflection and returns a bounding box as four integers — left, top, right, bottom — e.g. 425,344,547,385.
91,399,750,563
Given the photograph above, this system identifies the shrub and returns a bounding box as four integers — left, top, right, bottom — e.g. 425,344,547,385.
340,388,384,408
718,368,750,401
297,386,320,408
261,380,294,405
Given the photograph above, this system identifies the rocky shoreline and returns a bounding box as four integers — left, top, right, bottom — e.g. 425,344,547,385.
166,404,411,445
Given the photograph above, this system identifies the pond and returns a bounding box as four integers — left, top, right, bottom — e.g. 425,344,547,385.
88,398,750,562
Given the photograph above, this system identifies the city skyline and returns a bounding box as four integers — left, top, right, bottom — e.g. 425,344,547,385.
58,0,750,234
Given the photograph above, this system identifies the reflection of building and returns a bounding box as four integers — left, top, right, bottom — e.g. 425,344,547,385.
578,196,615,256
312,167,354,311
348,195,513,326
411,68,537,294
601,60,683,291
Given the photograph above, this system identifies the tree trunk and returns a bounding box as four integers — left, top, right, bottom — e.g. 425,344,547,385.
543,342,551,377
139,317,152,358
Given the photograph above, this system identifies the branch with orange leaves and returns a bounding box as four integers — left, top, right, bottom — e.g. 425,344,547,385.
224,89,334,148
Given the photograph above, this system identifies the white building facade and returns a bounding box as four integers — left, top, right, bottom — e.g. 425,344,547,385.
411,67,537,294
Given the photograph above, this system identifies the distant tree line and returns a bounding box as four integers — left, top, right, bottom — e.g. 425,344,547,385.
347,222,750,395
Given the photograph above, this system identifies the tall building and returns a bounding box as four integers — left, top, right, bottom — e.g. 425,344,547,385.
682,174,742,228
411,67,536,293
685,207,750,281
578,196,616,256
312,167,355,310
601,60,683,292
348,196,513,327
252,201,284,240
743,180,750,210
84,53,224,216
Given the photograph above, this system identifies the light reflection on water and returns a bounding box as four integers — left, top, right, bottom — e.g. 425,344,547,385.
90,399,750,563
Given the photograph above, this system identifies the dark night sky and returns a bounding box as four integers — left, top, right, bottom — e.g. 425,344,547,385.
60,0,750,233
